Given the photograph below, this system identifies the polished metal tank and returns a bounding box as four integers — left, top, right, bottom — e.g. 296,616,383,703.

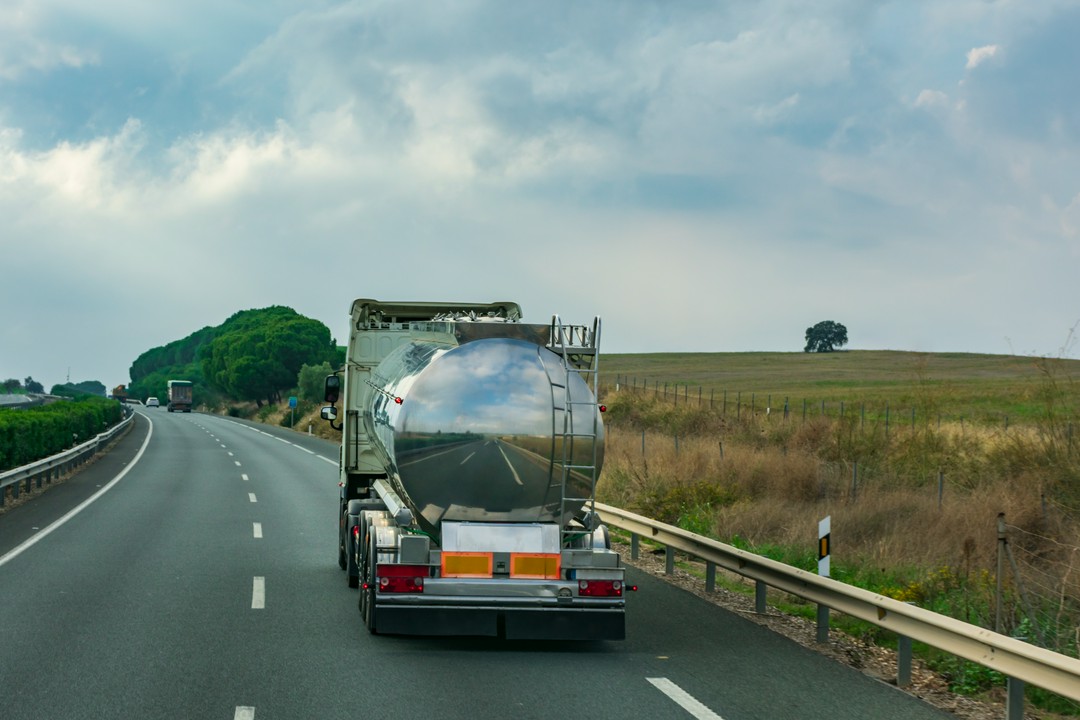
364,335,604,538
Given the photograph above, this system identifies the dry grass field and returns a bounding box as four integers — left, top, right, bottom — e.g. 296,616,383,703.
599,349,1080,425
594,350,1080,712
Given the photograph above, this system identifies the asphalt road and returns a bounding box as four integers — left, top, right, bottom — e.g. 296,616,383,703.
0,409,954,719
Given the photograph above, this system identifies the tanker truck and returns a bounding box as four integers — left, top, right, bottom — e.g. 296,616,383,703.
320,299,630,639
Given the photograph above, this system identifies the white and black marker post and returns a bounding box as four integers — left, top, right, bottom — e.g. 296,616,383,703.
817,515,831,643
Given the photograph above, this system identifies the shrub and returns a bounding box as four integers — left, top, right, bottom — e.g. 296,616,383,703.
0,397,123,471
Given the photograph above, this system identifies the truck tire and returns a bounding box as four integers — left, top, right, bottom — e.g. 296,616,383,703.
359,532,378,634
342,498,385,577
346,519,359,589
338,503,349,570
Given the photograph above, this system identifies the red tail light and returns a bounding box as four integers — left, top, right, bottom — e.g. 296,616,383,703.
376,564,428,593
578,579,623,597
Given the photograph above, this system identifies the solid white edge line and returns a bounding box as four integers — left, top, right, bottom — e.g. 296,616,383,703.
251,576,265,609
495,443,524,485
234,707,255,720
253,522,262,539
317,456,337,465
647,678,724,720
0,415,155,570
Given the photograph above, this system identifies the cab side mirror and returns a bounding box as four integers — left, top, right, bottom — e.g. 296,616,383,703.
324,374,341,404
321,406,338,421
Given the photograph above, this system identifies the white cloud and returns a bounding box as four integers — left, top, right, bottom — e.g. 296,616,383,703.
2,118,143,212
0,2,98,80
966,44,1000,69
914,89,949,108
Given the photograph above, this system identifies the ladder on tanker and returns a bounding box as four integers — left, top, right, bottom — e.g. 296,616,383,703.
546,315,602,546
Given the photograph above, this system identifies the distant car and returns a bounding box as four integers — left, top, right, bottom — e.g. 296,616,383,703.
146,397,160,407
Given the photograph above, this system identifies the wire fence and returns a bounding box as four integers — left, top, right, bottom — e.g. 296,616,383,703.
609,374,1078,449
1001,517,1080,658
602,375,1080,684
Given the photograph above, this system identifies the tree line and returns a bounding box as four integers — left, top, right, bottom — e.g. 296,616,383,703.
2,377,107,397
129,306,343,408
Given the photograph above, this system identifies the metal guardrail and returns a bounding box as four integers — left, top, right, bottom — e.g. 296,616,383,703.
0,409,135,508
595,502,1080,716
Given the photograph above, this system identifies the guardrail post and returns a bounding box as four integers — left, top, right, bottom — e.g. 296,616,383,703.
1007,677,1025,720
897,634,912,686
705,562,716,593
755,581,767,614
816,605,830,643
665,546,675,575
630,533,639,560
594,501,1080,705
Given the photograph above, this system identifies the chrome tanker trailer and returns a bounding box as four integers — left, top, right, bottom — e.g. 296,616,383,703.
320,299,629,639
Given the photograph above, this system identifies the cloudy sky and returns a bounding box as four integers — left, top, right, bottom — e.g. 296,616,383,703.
2,0,1079,390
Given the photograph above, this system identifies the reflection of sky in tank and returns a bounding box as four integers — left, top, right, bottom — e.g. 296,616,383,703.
400,339,572,437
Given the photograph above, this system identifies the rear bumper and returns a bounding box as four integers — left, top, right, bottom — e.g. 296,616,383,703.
374,604,625,640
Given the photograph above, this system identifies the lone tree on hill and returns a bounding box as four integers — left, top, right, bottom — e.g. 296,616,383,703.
804,321,848,353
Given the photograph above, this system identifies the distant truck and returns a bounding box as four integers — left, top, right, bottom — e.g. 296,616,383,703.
112,385,128,403
166,380,193,413
320,298,629,639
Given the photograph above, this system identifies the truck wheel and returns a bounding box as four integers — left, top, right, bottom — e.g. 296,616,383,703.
359,533,377,634
338,510,348,570
346,515,359,588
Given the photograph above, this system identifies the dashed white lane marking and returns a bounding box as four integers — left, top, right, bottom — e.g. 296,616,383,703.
460,451,476,465
218,417,334,462
253,523,262,539
241,473,250,481
228,452,234,457
234,461,242,467
647,678,724,720
248,493,257,503
234,707,255,720
399,445,462,467
220,444,226,448
251,577,265,609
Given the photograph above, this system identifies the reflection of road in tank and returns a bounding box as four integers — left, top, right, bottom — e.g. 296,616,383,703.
489,440,523,485
396,438,558,528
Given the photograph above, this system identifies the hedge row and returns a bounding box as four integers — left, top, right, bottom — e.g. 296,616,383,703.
0,397,123,472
